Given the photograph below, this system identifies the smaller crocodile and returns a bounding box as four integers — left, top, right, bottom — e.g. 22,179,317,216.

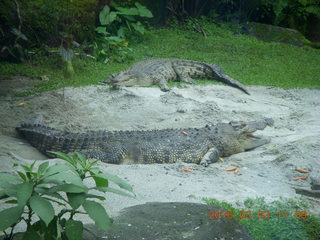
102,59,249,94
17,116,273,166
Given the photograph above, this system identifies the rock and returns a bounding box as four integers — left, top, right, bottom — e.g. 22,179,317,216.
246,22,310,47
84,202,252,240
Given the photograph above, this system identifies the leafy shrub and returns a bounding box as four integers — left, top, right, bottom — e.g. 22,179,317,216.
258,0,320,34
0,152,134,240
0,0,97,48
93,2,153,63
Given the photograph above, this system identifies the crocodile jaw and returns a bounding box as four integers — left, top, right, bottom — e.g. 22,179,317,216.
239,133,271,151
230,118,273,151
108,71,134,84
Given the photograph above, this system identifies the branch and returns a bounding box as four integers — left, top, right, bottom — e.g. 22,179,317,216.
13,0,22,45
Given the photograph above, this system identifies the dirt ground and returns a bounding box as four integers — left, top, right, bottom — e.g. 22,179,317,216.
0,81,319,238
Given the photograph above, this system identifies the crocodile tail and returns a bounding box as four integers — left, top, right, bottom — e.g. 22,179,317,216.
206,64,250,95
16,115,44,129
16,115,68,157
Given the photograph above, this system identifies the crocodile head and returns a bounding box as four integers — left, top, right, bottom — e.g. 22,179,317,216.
103,71,153,87
217,118,274,156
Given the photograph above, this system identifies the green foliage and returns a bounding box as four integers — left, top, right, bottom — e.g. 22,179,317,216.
1,21,319,95
0,28,29,63
93,2,153,63
206,197,320,240
93,28,133,63
0,152,134,240
259,0,320,34
0,0,97,48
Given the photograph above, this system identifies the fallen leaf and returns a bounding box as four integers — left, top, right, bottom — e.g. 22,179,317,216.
180,168,193,172
181,131,189,136
224,167,238,172
292,176,308,181
296,168,310,173
17,102,28,107
219,158,224,162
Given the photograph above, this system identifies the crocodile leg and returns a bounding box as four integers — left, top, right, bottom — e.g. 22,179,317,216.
172,63,196,84
200,147,220,167
81,142,128,164
158,78,170,91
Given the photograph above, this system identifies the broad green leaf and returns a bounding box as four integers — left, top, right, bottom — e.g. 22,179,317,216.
99,5,110,20
29,195,55,226
99,5,117,25
131,22,145,34
49,183,87,193
22,226,41,240
87,159,100,169
85,193,106,201
35,187,67,202
48,151,71,162
105,11,118,25
0,173,22,184
0,206,23,231
44,216,59,239
92,175,108,187
95,26,108,35
65,220,83,240
97,187,135,198
135,2,153,18
17,182,33,206
43,171,85,187
1,183,18,197
82,200,112,232
67,193,86,209
117,27,126,37
42,197,66,206
122,14,135,22
44,163,75,177
17,171,27,181
5,199,18,204
108,36,125,43
13,163,31,172
90,169,133,192
0,190,9,199
116,6,139,16
38,161,49,174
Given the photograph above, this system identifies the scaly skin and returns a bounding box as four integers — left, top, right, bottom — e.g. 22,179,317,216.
16,115,273,166
102,59,250,94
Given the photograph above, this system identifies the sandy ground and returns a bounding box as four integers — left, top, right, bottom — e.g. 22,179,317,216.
0,84,320,227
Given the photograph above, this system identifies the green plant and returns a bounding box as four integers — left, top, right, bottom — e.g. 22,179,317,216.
259,0,320,34
93,27,132,63
0,152,134,240
99,3,153,38
0,0,28,62
93,2,153,63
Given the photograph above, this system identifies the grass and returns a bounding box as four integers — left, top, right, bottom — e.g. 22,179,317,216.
0,19,319,95
205,197,320,240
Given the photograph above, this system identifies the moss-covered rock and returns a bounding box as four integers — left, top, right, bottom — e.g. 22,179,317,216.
247,22,310,47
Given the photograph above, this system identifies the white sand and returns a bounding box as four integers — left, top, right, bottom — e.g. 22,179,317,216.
1,85,319,223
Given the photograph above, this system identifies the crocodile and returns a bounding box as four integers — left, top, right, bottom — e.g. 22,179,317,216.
16,115,273,166
101,59,250,94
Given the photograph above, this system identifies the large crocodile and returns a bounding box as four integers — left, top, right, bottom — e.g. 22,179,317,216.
102,59,249,94
16,116,273,166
